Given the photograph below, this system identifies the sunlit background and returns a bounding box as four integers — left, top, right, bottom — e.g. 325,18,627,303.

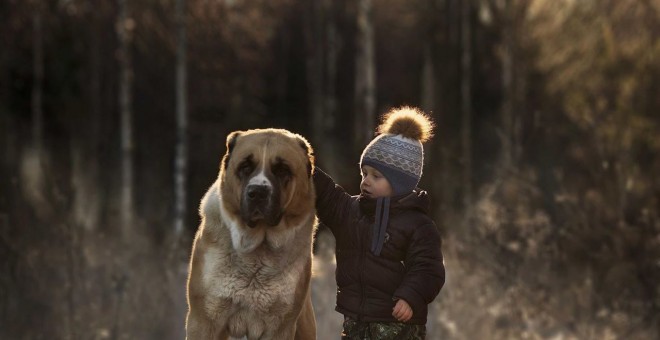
1,0,659,339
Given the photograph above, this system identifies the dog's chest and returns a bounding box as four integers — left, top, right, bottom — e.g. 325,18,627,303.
201,246,303,313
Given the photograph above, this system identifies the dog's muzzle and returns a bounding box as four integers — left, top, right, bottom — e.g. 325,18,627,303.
241,184,282,228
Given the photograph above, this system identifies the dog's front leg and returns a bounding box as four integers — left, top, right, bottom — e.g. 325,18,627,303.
268,325,297,340
186,309,226,340
294,295,316,340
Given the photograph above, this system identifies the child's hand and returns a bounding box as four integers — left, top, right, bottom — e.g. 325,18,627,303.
392,299,413,322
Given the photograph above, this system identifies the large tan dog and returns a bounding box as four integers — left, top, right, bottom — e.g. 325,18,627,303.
186,129,317,340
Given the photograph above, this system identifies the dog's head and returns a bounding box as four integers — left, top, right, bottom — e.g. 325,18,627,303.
219,129,315,229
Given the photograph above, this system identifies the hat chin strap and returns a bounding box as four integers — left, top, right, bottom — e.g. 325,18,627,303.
370,196,390,256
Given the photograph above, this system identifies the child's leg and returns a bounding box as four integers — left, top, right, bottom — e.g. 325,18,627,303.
341,317,366,340
366,321,426,340
341,317,426,340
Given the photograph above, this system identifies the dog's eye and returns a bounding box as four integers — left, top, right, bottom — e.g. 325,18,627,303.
237,160,254,178
272,163,292,180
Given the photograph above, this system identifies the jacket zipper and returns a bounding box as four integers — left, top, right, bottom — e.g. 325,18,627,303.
357,216,367,320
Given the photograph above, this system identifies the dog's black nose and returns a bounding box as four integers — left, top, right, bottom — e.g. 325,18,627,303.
246,185,270,201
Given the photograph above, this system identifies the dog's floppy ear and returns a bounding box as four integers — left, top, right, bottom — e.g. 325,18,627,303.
297,136,314,178
221,131,243,172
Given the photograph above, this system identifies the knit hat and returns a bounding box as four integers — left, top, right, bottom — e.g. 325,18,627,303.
360,106,434,196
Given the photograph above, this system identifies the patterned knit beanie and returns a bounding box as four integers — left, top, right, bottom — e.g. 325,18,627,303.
360,106,434,196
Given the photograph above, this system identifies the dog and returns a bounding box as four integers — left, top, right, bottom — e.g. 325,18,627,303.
186,129,317,340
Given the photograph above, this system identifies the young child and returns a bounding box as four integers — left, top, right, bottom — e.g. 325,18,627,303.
314,107,445,339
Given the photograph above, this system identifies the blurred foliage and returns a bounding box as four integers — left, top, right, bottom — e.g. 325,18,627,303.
441,0,660,338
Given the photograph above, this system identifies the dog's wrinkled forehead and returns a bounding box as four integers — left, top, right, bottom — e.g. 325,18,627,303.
224,130,311,180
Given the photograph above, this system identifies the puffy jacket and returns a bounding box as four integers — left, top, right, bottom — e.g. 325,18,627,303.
314,168,445,325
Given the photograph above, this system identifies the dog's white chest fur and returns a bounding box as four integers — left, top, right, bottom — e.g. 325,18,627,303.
199,244,306,338
200,243,305,313
195,184,311,338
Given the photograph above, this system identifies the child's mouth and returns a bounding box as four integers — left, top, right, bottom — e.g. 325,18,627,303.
362,189,372,196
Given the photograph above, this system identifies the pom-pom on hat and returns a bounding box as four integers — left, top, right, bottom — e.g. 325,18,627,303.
360,106,434,196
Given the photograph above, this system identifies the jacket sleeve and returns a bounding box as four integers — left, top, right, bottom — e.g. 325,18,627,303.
313,167,354,236
393,222,445,310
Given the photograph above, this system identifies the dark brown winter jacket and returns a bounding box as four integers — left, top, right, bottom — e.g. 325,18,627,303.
314,168,445,325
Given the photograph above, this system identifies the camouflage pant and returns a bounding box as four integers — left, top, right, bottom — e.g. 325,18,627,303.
341,317,426,340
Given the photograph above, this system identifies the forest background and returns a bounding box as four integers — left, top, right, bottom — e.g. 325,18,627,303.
1,0,659,339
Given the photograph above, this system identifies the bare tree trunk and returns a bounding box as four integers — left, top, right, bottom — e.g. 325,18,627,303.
91,6,102,167
437,0,458,220
305,0,324,148
174,0,188,235
90,6,102,227
325,3,337,121
512,1,529,165
323,0,339,174
323,0,339,159
305,0,339,175
501,0,514,169
514,54,525,164
421,43,435,113
448,0,459,49
73,7,103,231
354,0,376,150
32,11,43,158
324,0,343,174
461,0,472,212
25,7,47,209
420,40,445,218
118,0,134,229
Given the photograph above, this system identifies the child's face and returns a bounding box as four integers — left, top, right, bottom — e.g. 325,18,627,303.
360,165,393,198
